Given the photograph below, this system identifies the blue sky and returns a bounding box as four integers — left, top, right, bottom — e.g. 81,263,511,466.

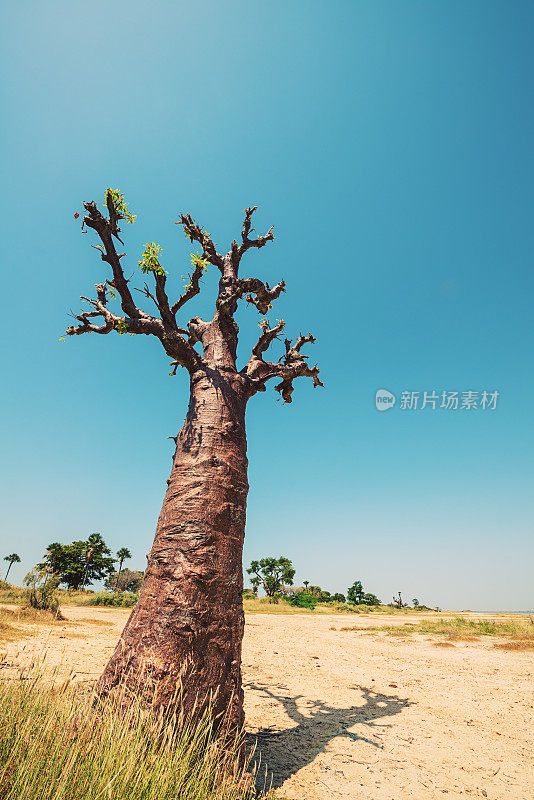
0,1,532,610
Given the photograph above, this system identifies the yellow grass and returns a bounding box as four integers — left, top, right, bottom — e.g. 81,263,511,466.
0,621,27,642
0,663,259,800
339,617,534,646
0,606,68,642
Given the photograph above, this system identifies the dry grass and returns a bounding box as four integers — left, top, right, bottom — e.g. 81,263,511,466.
0,607,69,642
0,621,28,642
338,617,534,648
449,635,480,642
0,607,118,644
339,623,416,634
242,600,448,616
0,663,259,800
0,606,65,624
494,639,534,651
417,618,534,641
2,588,445,617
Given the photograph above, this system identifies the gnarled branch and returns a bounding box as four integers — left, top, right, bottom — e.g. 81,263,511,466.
72,197,204,373
152,271,175,329
232,206,275,265
241,277,286,314
243,325,323,403
217,276,286,316
251,319,285,358
171,258,207,316
83,202,146,320
66,283,162,338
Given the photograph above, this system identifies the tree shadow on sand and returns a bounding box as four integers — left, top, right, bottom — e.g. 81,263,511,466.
245,683,414,791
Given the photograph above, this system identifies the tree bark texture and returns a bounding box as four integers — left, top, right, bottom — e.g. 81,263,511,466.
97,364,249,728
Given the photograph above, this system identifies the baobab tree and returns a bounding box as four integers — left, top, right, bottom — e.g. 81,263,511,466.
65,189,322,729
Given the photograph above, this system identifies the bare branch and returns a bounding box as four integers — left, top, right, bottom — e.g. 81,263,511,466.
69,194,215,375
176,213,224,272
251,319,285,357
134,282,159,309
70,195,319,388
237,206,275,259
171,258,207,316
243,328,323,403
83,201,147,320
152,271,175,329
66,278,200,373
66,317,115,336
106,192,125,244
226,207,275,277
66,283,157,338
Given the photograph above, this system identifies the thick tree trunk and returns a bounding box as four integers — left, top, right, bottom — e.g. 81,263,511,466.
97,366,249,730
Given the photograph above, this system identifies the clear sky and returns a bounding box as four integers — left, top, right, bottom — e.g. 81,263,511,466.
0,1,532,610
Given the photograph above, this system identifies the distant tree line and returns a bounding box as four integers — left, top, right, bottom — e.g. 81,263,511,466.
3,545,431,611
245,556,431,610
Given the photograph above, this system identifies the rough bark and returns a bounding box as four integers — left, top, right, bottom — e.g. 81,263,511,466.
97,357,250,727
66,196,322,729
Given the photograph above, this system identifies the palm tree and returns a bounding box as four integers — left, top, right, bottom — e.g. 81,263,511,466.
303,580,310,590
4,553,21,582
114,548,132,592
81,544,95,589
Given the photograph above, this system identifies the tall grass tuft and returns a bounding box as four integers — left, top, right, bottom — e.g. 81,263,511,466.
0,664,258,800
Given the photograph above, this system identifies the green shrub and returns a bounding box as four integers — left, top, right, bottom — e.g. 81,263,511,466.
23,570,61,613
288,592,317,610
361,593,380,606
88,591,138,607
330,593,346,603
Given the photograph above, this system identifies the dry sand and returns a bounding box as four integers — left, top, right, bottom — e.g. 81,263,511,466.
1,607,532,800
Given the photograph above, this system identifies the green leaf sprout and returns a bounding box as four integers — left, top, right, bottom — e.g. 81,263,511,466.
139,242,166,276
105,188,137,224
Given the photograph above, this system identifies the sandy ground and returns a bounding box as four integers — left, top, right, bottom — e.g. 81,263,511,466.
1,607,532,800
